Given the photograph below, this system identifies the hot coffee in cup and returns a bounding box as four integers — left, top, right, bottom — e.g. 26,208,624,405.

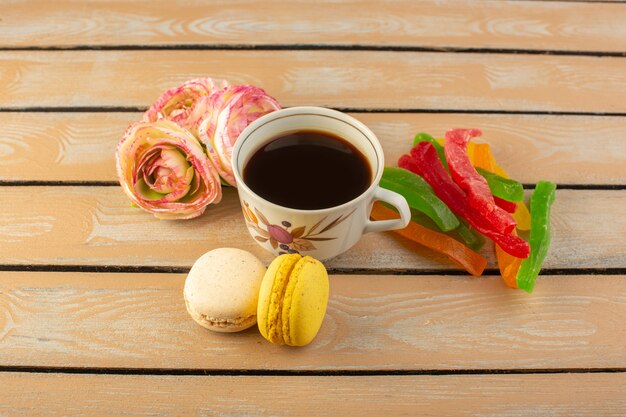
233,107,410,260
243,130,372,210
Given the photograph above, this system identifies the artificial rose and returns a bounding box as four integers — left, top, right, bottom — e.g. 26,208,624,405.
116,120,222,219
198,85,281,186
143,77,229,132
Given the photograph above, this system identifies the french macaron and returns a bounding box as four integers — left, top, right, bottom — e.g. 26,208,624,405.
257,253,329,346
184,248,266,332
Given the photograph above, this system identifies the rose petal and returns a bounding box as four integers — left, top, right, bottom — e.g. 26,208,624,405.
116,120,222,220
134,177,165,201
161,166,194,202
143,78,229,129
198,85,281,187
160,148,189,178
183,94,218,135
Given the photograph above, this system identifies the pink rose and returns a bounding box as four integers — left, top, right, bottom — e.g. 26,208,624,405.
116,120,222,219
143,77,229,132
198,85,281,186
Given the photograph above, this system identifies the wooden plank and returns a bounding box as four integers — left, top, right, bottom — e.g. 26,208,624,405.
1,112,625,184
2,1,626,53
0,187,622,270
2,272,625,370
0,112,135,182
2,51,626,112
1,372,625,416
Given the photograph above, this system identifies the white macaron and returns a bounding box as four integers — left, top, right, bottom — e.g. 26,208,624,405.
184,248,266,332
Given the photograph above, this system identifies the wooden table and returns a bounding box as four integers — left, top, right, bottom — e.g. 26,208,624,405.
1,1,625,415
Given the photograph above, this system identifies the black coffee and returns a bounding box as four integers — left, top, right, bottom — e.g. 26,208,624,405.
243,130,372,210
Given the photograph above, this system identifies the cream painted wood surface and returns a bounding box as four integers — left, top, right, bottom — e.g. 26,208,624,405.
1,372,625,417
0,187,622,269
1,112,625,184
2,51,626,112
1,1,625,415
3,1,626,53
1,272,625,370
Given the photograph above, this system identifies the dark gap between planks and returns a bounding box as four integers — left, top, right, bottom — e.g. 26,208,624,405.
2,107,626,117
0,44,624,57
0,365,624,376
0,264,624,276
0,181,624,190
519,0,626,4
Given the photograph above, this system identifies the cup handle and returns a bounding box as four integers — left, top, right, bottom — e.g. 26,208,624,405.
363,186,411,234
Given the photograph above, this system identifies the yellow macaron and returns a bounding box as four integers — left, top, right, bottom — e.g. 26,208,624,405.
257,254,329,346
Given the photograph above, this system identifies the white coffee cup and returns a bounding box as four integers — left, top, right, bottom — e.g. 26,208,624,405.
232,106,410,260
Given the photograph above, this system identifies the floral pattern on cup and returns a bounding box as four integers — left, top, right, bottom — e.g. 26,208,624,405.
241,201,356,255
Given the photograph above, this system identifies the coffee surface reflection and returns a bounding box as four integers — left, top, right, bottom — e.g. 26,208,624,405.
243,130,372,210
